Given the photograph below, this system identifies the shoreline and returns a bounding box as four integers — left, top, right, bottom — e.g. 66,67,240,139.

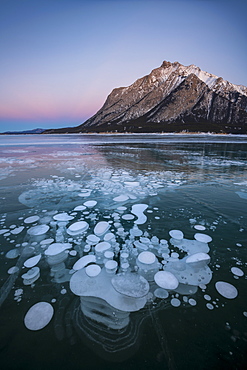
1,131,247,137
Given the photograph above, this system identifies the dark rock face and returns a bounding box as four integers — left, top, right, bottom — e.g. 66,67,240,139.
45,61,247,134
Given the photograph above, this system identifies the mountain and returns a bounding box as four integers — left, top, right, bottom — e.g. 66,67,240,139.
1,128,46,135
44,61,247,134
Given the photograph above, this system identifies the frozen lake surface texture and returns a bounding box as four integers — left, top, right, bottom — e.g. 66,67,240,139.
0,134,246,370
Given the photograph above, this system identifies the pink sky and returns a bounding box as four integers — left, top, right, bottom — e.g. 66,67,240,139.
0,0,246,132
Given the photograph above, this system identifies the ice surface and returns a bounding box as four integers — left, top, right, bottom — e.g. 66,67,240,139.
134,240,148,251
186,253,210,269
122,214,135,220
117,206,127,211
176,238,210,254
231,267,244,277
174,284,198,295
27,224,49,236
103,233,115,242
70,268,147,312
21,267,40,285
94,221,110,236
130,225,143,237
104,251,114,259
0,229,9,235
105,260,118,274
53,213,74,221
236,191,247,200
44,243,72,256
10,226,25,235
154,271,179,290
171,298,181,307
74,205,86,211
169,230,184,239
7,266,19,274
40,238,54,246
80,296,130,330
154,288,169,299
171,252,179,258
84,200,97,208
111,273,149,298
24,254,41,268
86,234,100,244
24,215,40,224
78,189,92,197
73,255,97,270
67,221,89,235
188,298,197,306
6,249,20,259
24,302,54,331
95,241,111,253
14,289,23,297
85,264,101,277
2,139,245,341
215,281,238,299
194,225,206,231
194,233,212,243
22,266,40,279
113,195,129,202
140,237,150,245
124,181,140,187
164,256,212,286
137,251,156,264
131,204,148,225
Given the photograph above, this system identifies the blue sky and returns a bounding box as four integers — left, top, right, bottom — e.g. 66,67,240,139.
0,0,246,132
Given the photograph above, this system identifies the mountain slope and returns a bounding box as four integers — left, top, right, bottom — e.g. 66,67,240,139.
44,61,247,134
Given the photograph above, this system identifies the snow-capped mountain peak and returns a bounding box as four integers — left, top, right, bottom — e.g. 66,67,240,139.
44,60,247,134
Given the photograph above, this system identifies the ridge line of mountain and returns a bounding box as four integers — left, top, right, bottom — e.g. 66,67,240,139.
43,60,247,134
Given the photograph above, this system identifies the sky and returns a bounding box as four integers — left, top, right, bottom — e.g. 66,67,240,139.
0,0,246,132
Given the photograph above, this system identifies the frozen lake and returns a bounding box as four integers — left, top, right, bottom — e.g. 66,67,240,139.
0,134,246,370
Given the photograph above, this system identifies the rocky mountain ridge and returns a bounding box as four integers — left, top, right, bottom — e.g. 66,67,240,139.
44,61,247,134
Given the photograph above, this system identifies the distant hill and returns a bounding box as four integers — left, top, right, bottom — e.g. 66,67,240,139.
0,128,46,135
44,60,247,134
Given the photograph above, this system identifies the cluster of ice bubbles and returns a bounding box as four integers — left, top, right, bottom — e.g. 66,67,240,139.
1,194,244,337
18,167,187,210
